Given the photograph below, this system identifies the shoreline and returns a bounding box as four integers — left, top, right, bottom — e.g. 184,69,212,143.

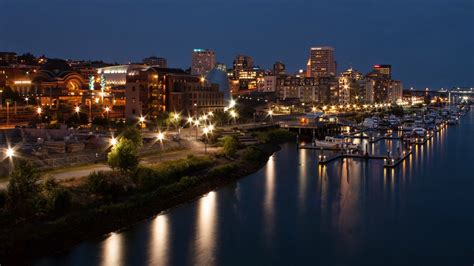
0,143,281,263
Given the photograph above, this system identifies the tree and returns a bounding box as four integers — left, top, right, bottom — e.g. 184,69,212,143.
107,138,139,172
213,111,228,126
221,136,239,157
6,160,41,216
119,126,143,148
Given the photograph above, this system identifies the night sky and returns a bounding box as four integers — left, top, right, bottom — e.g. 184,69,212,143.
1,0,472,88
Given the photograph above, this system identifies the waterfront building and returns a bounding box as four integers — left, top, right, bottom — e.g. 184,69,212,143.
276,76,325,104
125,67,224,122
191,49,215,76
338,68,375,104
307,47,337,78
365,64,402,103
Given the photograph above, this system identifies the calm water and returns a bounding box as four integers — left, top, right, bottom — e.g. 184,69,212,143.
36,110,474,266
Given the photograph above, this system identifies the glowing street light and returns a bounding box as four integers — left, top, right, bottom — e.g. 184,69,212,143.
75,106,80,114
157,131,165,161
229,99,236,108
311,106,317,113
110,137,117,146
268,110,274,124
6,147,14,158
37,107,42,115
229,110,238,125
208,111,214,117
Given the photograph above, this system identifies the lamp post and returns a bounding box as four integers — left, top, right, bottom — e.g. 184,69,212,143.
194,120,200,140
157,131,165,161
173,113,180,135
5,147,14,174
139,116,145,128
230,110,238,125
203,127,209,154
105,106,110,117
268,110,274,124
37,106,42,124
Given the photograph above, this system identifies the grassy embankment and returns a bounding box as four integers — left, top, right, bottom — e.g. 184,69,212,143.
0,129,295,262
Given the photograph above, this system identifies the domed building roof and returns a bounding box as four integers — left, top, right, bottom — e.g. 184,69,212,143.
206,63,231,102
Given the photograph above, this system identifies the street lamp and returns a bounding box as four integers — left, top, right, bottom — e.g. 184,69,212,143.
6,147,14,158
25,97,29,107
229,99,236,109
230,110,238,125
157,131,165,161
203,127,209,154
110,137,117,146
268,110,274,124
139,116,145,128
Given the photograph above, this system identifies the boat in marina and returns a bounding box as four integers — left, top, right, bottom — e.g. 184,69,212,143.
315,136,359,150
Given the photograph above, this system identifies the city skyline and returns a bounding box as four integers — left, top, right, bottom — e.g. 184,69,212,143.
1,0,472,89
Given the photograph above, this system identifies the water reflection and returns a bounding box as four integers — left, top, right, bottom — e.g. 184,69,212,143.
194,191,217,266
148,214,169,266
101,233,123,266
263,155,276,236
298,148,308,204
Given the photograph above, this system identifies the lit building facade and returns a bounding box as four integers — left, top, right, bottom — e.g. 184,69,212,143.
233,55,254,79
142,57,167,67
191,49,215,76
308,47,336,78
125,67,224,121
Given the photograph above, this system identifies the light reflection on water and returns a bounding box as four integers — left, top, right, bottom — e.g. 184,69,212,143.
101,233,123,266
148,215,168,266
194,191,217,266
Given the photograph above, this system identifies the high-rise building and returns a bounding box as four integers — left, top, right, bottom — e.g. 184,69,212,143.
0,52,18,65
372,64,392,79
142,56,167,68
191,49,215,76
338,68,374,104
308,47,336,78
232,55,254,79
365,64,401,103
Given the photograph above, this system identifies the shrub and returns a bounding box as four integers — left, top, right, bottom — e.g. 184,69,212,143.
0,190,5,209
133,167,163,191
6,160,42,216
108,138,139,172
243,146,266,162
208,163,239,178
43,178,72,214
254,129,296,144
221,136,239,157
266,129,296,144
150,155,213,183
87,171,134,197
